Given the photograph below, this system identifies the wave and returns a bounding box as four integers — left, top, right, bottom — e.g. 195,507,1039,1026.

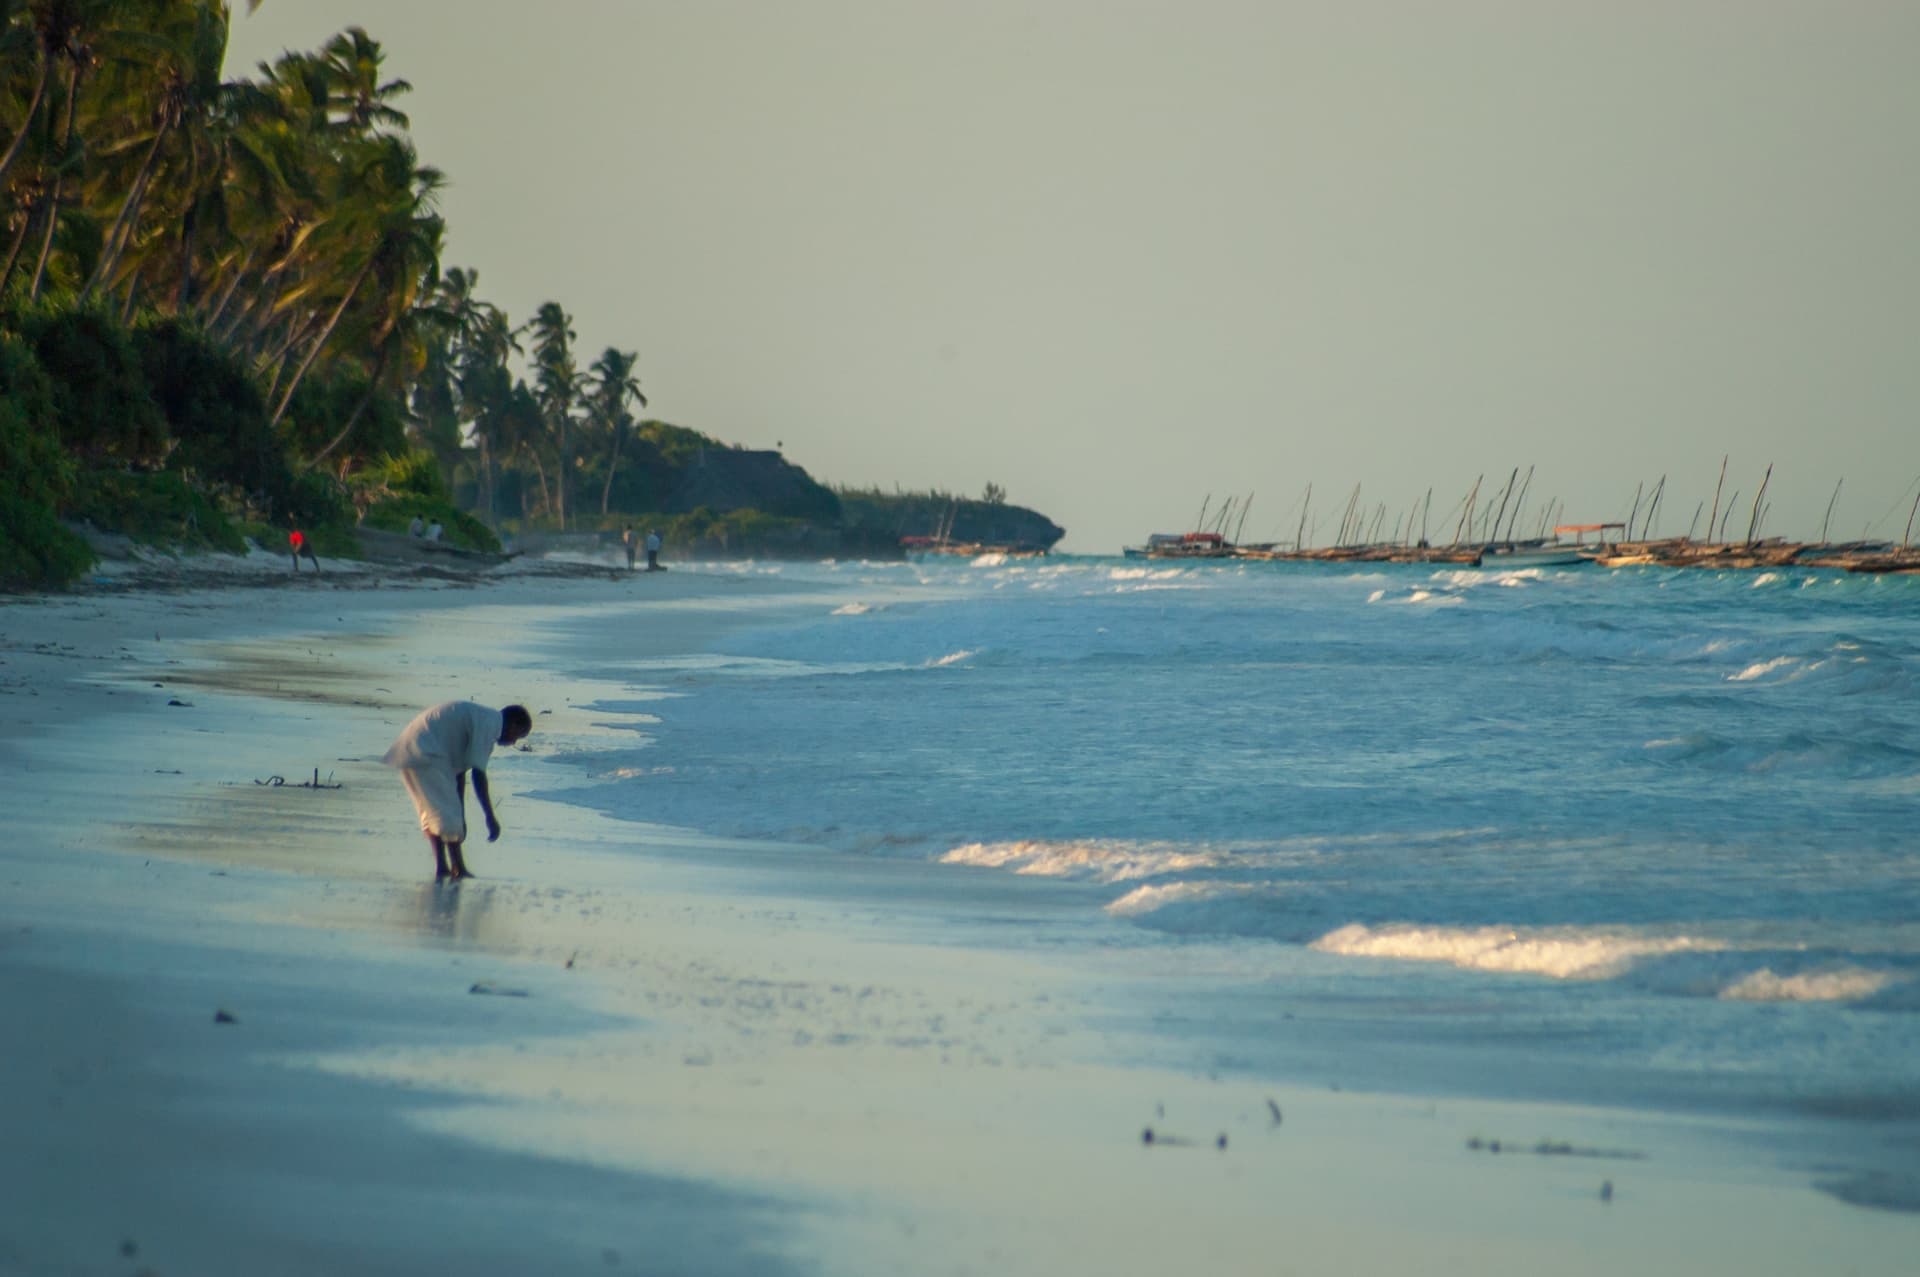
1719,966,1902,1003
1309,922,1718,980
1728,655,1802,682
926,649,977,668
1108,567,1188,582
1304,922,1914,1005
940,838,1226,883
1367,586,1466,607
1640,728,1920,777
832,601,877,615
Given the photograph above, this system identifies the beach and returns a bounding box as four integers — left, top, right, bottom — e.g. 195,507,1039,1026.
3,554,1916,1276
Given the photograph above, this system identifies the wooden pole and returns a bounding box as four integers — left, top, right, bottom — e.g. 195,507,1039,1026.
1707,456,1727,544
1904,484,1920,549
1719,492,1739,541
1642,475,1666,540
1297,483,1312,550
1505,465,1535,543
1488,468,1519,547
1820,479,1842,543
1745,463,1772,546
1687,501,1703,542
1453,475,1482,546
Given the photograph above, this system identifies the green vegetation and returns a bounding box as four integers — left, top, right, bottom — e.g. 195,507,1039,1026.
2,4,1048,588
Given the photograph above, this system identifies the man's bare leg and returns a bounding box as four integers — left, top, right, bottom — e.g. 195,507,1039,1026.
428,833,451,880
446,840,473,880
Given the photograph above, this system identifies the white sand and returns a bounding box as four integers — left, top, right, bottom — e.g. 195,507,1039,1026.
2,559,1914,1276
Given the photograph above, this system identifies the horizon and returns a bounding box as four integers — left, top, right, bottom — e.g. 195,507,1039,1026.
226,3,1920,553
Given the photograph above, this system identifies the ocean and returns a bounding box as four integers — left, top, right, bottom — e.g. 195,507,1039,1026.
535,556,1920,1141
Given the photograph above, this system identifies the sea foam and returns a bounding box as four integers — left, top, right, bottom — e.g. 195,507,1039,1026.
1310,923,1720,981
940,839,1222,883
1718,966,1903,1003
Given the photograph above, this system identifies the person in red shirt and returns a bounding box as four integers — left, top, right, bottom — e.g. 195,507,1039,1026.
289,528,320,573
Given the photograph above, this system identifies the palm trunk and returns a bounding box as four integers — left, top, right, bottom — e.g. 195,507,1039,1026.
174,199,197,311
270,254,373,428
305,345,392,469
202,246,255,328
28,62,84,302
599,419,624,514
84,118,172,298
478,435,496,523
27,172,63,300
555,416,570,529
0,200,37,296
0,54,49,190
525,448,552,519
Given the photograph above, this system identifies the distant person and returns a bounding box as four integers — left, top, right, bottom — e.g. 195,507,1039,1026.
622,523,636,570
425,520,444,542
409,515,425,538
289,528,319,573
383,700,534,881
645,528,662,571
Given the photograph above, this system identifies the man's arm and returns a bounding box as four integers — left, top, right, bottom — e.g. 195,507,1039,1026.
472,769,502,841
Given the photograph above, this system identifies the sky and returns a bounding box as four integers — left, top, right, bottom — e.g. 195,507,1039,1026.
226,1,1920,553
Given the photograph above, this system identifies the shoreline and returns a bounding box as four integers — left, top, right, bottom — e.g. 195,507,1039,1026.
4,563,1917,1274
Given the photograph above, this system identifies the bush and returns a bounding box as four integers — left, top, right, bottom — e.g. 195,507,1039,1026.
0,335,73,508
0,489,94,589
283,468,355,531
362,495,501,553
135,318,288,502
65,468,247,555
19,304,169,465
280,367,409,472
0,337,90,588
382,449,450,501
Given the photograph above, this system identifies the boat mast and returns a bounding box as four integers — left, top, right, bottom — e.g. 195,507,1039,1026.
1707,456,1728,545
1744,464,1772,546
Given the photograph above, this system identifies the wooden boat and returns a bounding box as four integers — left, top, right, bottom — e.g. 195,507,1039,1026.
1124,531,1235,559
1480,541,1591,567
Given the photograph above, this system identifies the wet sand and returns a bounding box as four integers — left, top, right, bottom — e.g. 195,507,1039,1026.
3,554,1915,1275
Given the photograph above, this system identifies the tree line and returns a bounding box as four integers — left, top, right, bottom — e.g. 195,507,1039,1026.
1,1,683,583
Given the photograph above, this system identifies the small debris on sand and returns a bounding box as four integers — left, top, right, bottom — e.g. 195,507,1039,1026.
213,1009,238,1024
1266,1098,1283,1126
469,982,530,997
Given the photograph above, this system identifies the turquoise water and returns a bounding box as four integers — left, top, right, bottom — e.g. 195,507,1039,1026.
543,557,1920,1128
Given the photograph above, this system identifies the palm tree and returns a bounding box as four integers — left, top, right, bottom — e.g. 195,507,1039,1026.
585,346,646,515
313,25,409,135
457,301,520,522
81,0,233,303
272,132,443,437
527,300,580,527
0,0,55,193
23,0,96,300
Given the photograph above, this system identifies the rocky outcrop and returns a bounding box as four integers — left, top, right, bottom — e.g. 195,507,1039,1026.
837,492,1065,552
663,448,840,523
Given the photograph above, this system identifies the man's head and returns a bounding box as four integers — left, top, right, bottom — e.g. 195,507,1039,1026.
499,704,533,746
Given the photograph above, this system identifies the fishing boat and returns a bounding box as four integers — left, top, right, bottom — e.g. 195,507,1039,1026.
1123,531,1235,560
1479,541,1592,567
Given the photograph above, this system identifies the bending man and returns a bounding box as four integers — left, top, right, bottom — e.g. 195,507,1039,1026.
383,700,533,880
